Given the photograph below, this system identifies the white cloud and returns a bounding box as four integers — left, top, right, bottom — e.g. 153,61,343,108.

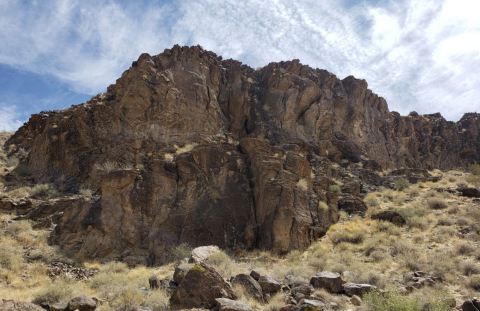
0,0,479,120
0,105,22,132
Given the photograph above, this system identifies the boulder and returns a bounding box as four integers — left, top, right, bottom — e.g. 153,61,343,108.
337,196,367,215
67,296,96,311
310,271,344,294
214,298,252,311
250,270,261,281
231,274,263,301
458,187,480,198
371,210,406,226
170,263,236,309
190,245,221,263
297,299,326,311
149,275,160,289
50,302,69,311
462,299,480,311
258,275,282,295
342,283,376,297
0,300,45,311
173,262,194,285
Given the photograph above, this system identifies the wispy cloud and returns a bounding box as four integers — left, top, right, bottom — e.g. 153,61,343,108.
0,105,22,131
0,0,479,120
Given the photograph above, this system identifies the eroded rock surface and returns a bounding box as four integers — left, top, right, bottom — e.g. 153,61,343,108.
5,45,480,262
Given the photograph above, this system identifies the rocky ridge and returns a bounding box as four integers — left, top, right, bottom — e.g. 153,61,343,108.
3,45,480,264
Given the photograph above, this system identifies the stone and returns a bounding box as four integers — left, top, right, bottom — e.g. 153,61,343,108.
214,298,252,311
190,245,221,263
258,275,282,295
231,274,263,301
0,300,45,311
67,296,96,311
371,210,406,226
342,283,376,297
462,299,480,311
337,195,368,215
458,187,480,198
350,295,362,306
149,275,160,289
170,263,236,309
297,299,326,311
250,270,261,281
310,271,345,294
173,262,194,285
50,302,69,311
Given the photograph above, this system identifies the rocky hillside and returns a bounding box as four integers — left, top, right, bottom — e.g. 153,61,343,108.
3,45,480,264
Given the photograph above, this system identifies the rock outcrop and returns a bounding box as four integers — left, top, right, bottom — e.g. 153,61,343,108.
4,45,480,262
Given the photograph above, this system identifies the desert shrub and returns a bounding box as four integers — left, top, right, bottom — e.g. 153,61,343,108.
0,238,24,271
364,291,421,311
460,259,480,276
427,198,447,210
469,275,480,291
455,241,476,256
263,293,286,311
110,288,143,311
328,223,366,244
32,280,74,305
142,290,170,311
78,187,94,198
364,193,380,207
393,178,410,191
318,201,329,211
31,183,58,198
204,250,237,278
168,243,192,261
328,184,341,194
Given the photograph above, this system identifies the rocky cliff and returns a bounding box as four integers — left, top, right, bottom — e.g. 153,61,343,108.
4,45,480,263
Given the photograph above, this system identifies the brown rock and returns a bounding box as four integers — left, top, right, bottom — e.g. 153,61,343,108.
170,263,236,309
342,283,376,297
257,275,282,295
67,296,96,311
371,210,406,226
310,271,344,294
462,299,480,311
337,196,367,215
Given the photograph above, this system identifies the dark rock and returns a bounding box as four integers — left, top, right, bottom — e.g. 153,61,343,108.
371,210,406,226
258,275,282,295
458,187,480,198
250,270,261,281
170,263,236,309
214,298,252,311
462,299,480,311
149,275,160,289
310,271,344,293
173,263,194,285
342,282,376,297
337,195,367,215
231,274,263,301
67,296,96,311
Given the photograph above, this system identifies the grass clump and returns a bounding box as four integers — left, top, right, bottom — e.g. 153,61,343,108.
468,163,480,176
364,291,451,311
168,243,192,261
393,178,410,191
469,275,480,291
31,183,59,198
427,197,448,210
32,280,74,305
328,184,341,194
328,220,367,244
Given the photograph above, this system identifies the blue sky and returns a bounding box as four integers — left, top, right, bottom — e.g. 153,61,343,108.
1,0,480,131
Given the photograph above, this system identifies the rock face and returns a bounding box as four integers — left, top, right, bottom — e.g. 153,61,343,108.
5,45,480,262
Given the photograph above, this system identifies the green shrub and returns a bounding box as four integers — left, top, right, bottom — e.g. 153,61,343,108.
31,183,59,198
32,280,74,305
364,291,451,311
393,178,410,191
169,243,192,261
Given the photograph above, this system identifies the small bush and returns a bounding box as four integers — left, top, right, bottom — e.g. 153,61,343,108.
455,241,476,256
110,288,143,311
469,275,480,291
393,178,410,191
31,183,58,198
143,290,170,311
318,201,329,211
168,243,192,261
328,184,341,194
329,224,365,244
364,291,421,311
364,193,380,207
427,198,448,210
460,259,480,276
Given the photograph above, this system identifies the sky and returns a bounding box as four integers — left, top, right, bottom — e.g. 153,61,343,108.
1,0,480,131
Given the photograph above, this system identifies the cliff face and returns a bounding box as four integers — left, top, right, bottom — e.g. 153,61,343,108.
5,45,480,263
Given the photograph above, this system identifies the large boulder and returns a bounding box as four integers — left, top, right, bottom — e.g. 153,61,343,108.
170,263,236,309
310,272,344,294
462,299,480,311
457,186,480,198
257,275,282,295
371,210,406,226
